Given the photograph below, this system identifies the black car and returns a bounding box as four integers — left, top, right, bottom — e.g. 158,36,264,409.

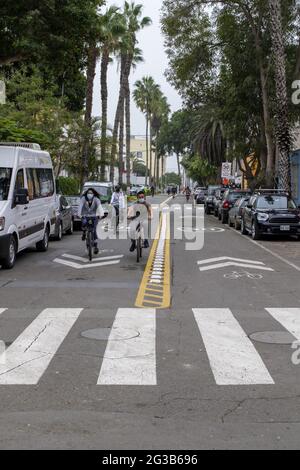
213,188,227,218
228,196,250,230
196,189,208,204
205,186,221,214
51,195,74,241
241,191,300,240
219,189,252,224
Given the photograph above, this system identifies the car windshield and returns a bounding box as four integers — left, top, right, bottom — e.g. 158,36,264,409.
0,167,12,201
257,196,296,210
229,192,250,201
67,196,80,204
84,186,109,197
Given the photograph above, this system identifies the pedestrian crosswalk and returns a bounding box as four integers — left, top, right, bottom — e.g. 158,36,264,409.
0,307,299,386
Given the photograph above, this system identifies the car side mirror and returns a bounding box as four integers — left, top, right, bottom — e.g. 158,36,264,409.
247,204,253,209
15,188,29,205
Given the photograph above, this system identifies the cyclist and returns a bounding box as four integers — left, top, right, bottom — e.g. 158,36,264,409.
150,185,155,198
110,185,125,230
184,186,191,202
167,187,171,196
78,188,104,255
171,186,177,198
128,189,153,252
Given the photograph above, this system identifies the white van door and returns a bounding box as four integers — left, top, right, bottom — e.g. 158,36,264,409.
12,168,32,251
24,168,45,245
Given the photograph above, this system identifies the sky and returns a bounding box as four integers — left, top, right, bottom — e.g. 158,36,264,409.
92,0,182,172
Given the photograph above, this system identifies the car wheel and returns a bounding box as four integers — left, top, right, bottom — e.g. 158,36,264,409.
241,218,248,235
1,235,17,269
221,212,227,224
228,217,233,227
251,221,261,240
66,219,73,235
234,219,241,231
36,226,50,252
56,222,63,241
205,207,210,215
218,211,221,221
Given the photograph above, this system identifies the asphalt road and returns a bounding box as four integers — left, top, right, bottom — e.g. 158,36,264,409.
0,194,300,449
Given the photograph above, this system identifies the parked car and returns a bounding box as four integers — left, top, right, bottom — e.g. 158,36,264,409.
196,189,208,204
213,188,227,218
219,189,252,224
66,195,81,229
205,186,221,214
194,186,207,200
82,181,113,205
228,196,250,230
0,142,56,269
130,185,144,196
241,190,300,240
51,195,74,241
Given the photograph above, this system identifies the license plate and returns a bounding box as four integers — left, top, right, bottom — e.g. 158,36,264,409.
280,225,290,231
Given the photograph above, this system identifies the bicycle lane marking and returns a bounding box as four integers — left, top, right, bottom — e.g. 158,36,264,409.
228,225,300,273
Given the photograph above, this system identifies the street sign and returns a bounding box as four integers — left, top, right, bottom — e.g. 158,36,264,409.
221,162,232,179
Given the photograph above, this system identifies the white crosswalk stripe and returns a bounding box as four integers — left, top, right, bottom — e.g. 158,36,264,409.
0,308,82,384
0,306,300,386
193,308,274,385
266,308,300,341
98,308,156,385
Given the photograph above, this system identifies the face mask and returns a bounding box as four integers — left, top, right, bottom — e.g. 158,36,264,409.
138,198,145,204
87,193,93,201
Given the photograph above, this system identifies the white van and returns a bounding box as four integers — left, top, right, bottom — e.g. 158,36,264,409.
0,143,56,269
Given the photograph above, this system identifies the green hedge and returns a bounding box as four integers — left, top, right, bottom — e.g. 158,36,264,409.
56,177,80,196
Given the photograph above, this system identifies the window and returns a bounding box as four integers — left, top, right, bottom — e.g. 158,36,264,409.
257,196,296,210
14,169,25,192
37,169,54,197
26,169,35,200
0,168,12,201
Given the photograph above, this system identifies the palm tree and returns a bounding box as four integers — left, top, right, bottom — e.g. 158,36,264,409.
111,2,151,186
99,6,125,181
151,94,170,187
133,76,160,185
81,42,98,185
268,0,292,192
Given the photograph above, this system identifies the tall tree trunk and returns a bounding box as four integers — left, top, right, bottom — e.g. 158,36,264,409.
149,121,153,184
110,57,126,184
125,55,133,187
100,47,109,181
268,0,292,192
81,44,97,186
118,97,125,186
176,153,181,177
145,114,149,186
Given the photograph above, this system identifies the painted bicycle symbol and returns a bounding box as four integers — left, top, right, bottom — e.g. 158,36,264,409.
224,271,263,280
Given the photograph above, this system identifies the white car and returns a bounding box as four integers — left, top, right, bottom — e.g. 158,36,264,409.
0,143,56,269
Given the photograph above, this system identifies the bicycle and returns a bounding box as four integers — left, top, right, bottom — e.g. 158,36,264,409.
128,212,143,263
85,216,97,262
224,271,263,280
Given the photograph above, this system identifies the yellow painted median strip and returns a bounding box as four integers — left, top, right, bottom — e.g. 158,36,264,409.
135,210,171,309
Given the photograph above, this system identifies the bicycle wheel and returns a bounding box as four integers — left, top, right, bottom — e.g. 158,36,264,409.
87,231,93,262
136,237,142,263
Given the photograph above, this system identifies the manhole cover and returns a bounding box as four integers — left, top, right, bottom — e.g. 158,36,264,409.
250,331,296,345
81,327,139,341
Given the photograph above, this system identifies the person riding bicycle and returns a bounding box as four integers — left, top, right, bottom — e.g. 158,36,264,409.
184,186,191,201
110,185,125,230
167,187,171,196
128,189,153,252
150,185,155,197
171,186,177,198
78,188,104,255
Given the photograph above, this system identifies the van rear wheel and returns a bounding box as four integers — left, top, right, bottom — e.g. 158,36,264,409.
1,235,17,269
36,226,50,252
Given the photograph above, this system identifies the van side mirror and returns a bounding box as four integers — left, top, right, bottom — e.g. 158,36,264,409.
15,188,29,205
